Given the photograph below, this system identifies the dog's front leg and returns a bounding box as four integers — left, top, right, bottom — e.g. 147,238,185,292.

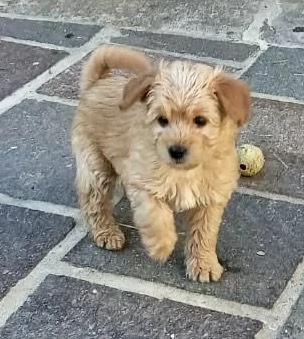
185,204,225,282
128,190,177,263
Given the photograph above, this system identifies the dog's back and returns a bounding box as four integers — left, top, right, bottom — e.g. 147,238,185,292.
73,45,153,171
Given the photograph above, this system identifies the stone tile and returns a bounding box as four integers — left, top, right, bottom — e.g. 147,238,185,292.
37,51,239,100
0,206,74,299
143,52,239,74
238,98,304,199
2,0,263,40
279,289,304,339
242,46,304,100
0,99,76,206
0,40,68,101
65,194,304,308
111,29,259,62
0,17,101,47
262,0,304,46
37,56,85,100
0,274,262,339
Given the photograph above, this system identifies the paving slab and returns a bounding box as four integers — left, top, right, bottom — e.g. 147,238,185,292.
262,0,304,46
111,29,259,62
0,205,74,299
242,46,304,100
0,99,77,206
2,0,263,39
0,40,68,101
0,17,101,47
65,194,304,308
37,55,86,100
238,98,304,199
279,288,304,339
0,274,262,339
37,50,239,100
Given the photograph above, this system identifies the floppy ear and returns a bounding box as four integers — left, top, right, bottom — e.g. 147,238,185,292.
119,73,155,110
212,74,251,127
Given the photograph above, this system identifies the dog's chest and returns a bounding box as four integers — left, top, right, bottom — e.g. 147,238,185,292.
169,183,202,212
159,172,216,212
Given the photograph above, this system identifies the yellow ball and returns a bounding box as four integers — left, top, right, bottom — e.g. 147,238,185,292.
237,144,265,177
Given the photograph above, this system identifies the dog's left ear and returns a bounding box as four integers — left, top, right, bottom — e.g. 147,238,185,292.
211,74,251,127
119,73,155,110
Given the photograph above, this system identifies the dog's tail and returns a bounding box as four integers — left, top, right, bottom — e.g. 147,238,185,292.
80,45,153,94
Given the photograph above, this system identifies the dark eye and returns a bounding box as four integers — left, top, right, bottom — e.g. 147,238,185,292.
158,116,169,127
194,116,207,127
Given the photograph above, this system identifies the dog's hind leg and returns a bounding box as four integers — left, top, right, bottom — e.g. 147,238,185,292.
75,149,125,250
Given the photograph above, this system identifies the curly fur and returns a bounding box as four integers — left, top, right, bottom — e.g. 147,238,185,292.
72,45,251,282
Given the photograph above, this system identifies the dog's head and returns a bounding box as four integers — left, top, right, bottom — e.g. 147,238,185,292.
120,61,251,169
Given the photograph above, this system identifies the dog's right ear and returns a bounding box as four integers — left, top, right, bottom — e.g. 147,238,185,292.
119,73,155,110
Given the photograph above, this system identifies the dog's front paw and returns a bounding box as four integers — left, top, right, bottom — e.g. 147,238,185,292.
93,227,125,250
145,235,177,263
186,255,224,283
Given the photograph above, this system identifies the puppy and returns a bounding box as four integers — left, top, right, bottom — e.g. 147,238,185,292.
72,45,250,283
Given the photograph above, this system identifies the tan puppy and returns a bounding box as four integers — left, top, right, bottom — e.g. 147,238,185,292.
72,45,250,282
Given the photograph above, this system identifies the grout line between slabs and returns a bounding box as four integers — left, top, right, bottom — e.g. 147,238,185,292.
251,91,304,106
235,47,268,79
0,187,303,224
0,188,124,219
0,26,121,116
236,187,304,206
31,90,304,111
120,26,260,46
0,192,79,218
0,35,72,52
109,42,245,69
52,261,273,324
31,92,79,106
266,41,304,50
0,191,163,232
255,257,304,339
0,11,99,26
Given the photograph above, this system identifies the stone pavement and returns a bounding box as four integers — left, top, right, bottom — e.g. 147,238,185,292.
0,1,303,338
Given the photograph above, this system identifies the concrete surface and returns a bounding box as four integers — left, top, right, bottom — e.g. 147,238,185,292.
1,0,262,39
279,290,304,339
112,29,259,62
0,40,67,100
65,194,304,308
239,98,304,199
242,46,304,100
0,100,76,206
0,3,304,339
0,205,74,298
0,275,262,339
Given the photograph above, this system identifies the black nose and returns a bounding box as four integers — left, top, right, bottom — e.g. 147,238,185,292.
168,145,187,160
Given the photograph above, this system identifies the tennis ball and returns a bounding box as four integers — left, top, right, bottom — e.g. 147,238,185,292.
237,144,265,177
